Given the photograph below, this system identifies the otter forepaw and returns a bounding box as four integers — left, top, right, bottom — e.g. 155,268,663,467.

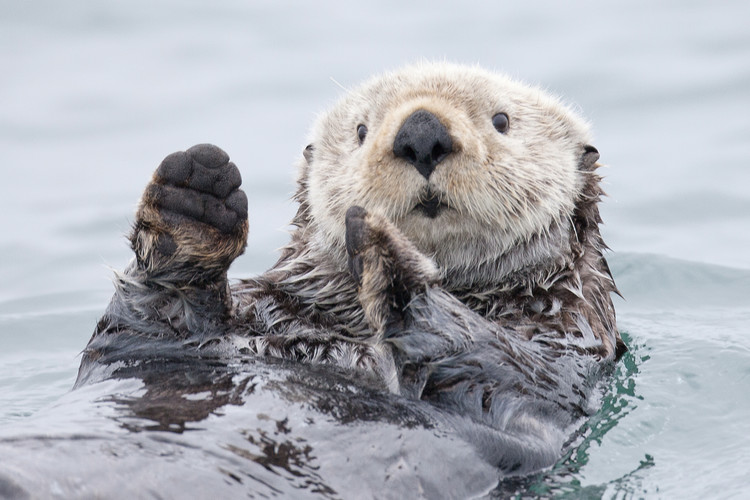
345,206,439,335
148,144,247,234
132,144,249,279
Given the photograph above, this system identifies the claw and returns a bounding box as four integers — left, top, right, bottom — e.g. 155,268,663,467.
345,206,370,285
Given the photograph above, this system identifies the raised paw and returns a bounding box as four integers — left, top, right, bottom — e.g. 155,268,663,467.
345,206,439,336
148,144,247,234
131,144,249,280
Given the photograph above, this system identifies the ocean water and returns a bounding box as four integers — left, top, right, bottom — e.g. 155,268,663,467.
1,1,749,497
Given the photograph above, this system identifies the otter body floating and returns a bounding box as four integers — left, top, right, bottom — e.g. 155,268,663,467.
77,63,624,484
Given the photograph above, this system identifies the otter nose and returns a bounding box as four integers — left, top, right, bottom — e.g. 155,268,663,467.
393,109,453,180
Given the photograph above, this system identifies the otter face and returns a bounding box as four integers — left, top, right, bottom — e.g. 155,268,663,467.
304,63,594,275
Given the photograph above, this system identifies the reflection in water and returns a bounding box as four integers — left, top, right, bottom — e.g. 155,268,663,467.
84,339,650,498
105,352,435,431
89,355,453,498
99,357,347,497
268,363,434,429
227,426,337,497
108,364,254,433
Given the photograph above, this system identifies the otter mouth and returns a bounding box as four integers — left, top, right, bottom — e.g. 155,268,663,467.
414,190,450,218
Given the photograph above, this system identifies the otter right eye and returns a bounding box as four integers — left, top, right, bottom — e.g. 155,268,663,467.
357,124,368,145
492,113,510,133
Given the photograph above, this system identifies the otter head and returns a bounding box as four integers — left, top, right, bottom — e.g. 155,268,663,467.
301,63,598,285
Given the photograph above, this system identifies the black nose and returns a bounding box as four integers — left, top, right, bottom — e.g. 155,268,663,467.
393,109,453,180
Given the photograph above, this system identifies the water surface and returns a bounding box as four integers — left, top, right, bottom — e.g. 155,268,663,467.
1,1,749,497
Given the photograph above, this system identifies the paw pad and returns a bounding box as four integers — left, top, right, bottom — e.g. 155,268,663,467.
156,144,241,199
149,144,248,234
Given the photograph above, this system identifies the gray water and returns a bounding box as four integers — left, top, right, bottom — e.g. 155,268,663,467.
1,1,749,497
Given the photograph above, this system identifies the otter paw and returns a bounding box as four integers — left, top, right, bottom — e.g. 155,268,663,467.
345,206,438,289
345,206,439,334
344,206,370,284
132,144,249,276
147,144,247,234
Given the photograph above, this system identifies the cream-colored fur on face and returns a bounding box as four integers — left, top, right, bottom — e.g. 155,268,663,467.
306,62,592,275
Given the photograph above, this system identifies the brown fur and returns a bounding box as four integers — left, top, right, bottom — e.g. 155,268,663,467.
79,63,624,475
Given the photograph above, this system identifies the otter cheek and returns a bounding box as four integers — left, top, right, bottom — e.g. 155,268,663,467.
308,170,349,244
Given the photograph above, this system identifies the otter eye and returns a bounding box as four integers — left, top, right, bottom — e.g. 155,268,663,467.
492,113,509,134
357,124,368,145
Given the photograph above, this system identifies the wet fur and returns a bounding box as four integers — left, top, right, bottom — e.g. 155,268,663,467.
80,63,623,475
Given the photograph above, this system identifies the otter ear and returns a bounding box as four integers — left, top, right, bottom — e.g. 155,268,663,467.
303,144,314,164
579,145,600,172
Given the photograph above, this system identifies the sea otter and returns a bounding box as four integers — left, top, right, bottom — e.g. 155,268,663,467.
77,63,624,476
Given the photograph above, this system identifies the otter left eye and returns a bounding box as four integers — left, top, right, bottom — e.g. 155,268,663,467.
492,113,509,133
357,124,368,145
